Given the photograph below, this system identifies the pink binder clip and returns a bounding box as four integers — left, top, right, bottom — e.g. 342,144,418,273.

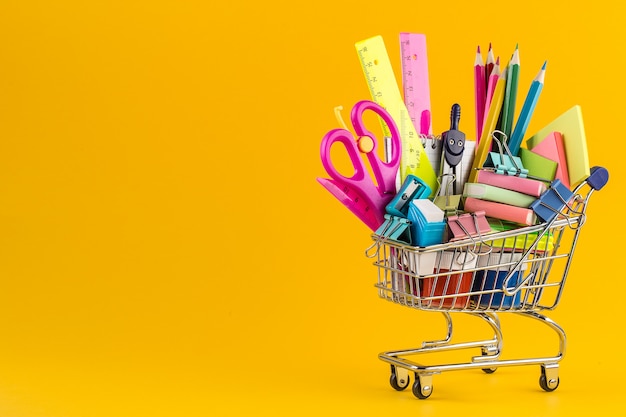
447,211,492,242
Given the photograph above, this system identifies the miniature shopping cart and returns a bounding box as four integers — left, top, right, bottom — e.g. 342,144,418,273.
367,166,608,399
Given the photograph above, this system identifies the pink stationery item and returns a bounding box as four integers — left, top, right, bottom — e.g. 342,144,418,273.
474,45,486,140
463,197,537,226
482,57,501,130
485,43,496,90
400,33,433,135
475,169,548,197
447,211,492,242
318,100,401,231
528,131,570,189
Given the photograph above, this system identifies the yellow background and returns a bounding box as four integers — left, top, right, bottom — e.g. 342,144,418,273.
0,1,622,416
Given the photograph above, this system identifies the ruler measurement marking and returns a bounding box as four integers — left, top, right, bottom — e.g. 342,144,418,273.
356,36,437,193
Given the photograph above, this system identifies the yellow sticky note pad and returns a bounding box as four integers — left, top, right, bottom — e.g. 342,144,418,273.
526,105,590,187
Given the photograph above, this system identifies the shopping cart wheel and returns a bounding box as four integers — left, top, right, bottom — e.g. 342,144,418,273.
480,348,498,373
389,365,410,391
412,374,433,400
539,365,560,392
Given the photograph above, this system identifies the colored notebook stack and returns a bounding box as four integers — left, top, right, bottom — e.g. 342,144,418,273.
462,171,546,226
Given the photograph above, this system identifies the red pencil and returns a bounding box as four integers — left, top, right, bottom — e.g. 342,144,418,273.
485,43,495,89
482,56,501,129
474,45,486,141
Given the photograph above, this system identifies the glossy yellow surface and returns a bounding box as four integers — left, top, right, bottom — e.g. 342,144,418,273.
0,1,622,415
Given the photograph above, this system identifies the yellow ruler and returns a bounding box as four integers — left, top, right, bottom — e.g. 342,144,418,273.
355,35,437,195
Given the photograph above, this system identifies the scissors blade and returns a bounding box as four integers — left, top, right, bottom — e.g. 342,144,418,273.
317,177,386,231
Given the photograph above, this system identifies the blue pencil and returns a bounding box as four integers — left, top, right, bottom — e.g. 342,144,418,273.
508,61,546,156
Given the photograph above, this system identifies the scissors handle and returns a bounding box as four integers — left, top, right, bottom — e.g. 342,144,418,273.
350,101,401,195
320,128,379,195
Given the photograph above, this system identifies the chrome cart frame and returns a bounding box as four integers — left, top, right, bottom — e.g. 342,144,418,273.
367,167,608,399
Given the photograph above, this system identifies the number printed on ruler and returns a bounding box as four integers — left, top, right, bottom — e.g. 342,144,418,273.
399,33,432,136
355,36,432,185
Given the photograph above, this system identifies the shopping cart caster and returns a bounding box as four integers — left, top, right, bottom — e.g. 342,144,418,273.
480,347,498,374
412,373,433,399
389,365,410,391
539,364,560,392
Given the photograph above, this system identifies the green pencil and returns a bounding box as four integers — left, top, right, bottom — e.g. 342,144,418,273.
501,45,520,142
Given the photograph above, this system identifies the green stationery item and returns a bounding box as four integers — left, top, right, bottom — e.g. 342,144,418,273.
519,148,557,181
463,182,537,208
487,219,555,252
501,46,520,139
432,173,461,216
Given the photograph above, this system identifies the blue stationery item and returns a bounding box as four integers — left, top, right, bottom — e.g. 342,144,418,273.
407,200,446,247
529,179,573,223
483,132,528,177
375,214,412,245
508,61,547,156
472,253,528,308
483,152,528,177
386,175,431,218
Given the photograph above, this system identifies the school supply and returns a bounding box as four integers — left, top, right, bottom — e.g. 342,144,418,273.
355,35,438,194
483,57,501,128
318,36,611,399
483,133,528,177
485,43,496,90
318,100,401,231
508,61,547,156
463,183,537,208
487,218,555,252
528,131,570,189
472,252,528,308
433,173,462,216
440,104,467,195
500,45,520,139
529,179,574,223
474,46,486,140
475,169,548,197
386,175,431,218
407,199,446,247
519,148,557,181
375,214,412,245
421,250,478,309
469,77,506,183
423,134,476,193
526,105,590,187
400,33,432,136
421,134,443,176
463,197,537,226
446,211,492,242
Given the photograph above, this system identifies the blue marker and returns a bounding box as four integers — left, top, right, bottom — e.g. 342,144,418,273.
508,61,546,156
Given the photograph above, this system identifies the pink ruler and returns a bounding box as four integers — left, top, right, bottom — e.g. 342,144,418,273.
400,33,432,136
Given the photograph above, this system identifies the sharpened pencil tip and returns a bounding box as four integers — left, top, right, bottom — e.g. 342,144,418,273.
477,45,481,53
489,42,492,50
542,60,547,69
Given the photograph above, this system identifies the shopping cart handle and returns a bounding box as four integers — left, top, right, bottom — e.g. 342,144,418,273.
587,166,609,191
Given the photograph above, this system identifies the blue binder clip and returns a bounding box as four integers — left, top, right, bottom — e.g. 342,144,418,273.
374,214,412,245
529,179,574,223
484,131,529,177
386,174,431,218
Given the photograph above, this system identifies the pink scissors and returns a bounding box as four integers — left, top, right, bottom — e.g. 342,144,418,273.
317,100,401,231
